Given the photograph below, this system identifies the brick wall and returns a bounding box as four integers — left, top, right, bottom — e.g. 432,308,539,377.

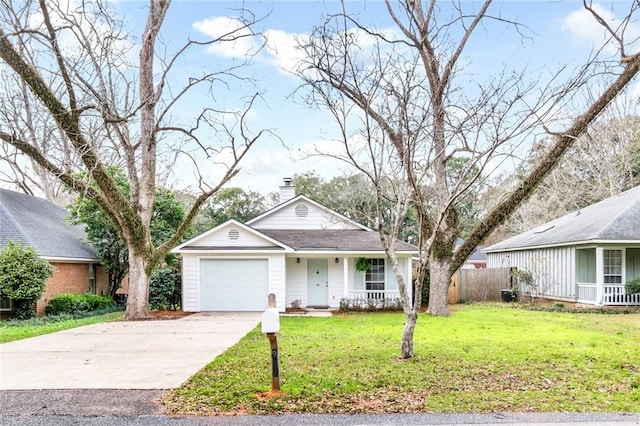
36,263,90,315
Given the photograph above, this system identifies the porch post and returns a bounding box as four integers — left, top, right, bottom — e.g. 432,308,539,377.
343,257,349,298
595,247,604,306
407,257,413,302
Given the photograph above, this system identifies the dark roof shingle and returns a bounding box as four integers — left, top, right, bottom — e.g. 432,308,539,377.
258,229,417,252
485,185,640,252
0,189,97,260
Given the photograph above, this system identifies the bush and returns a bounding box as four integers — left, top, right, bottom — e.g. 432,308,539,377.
46,293,115,316
338,297,403,312
626,276,640,295
0,241,54,319
149,266,181,310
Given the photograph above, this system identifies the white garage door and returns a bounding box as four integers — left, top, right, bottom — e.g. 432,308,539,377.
200,259,268,311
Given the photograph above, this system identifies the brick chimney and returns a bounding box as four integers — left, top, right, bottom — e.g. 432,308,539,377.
279,177,295,204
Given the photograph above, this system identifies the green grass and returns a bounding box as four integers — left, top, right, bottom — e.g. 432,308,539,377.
0,311,124,343
164,304,640,415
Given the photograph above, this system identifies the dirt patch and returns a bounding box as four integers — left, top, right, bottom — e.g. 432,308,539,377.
143,310,193,320
256,390,286,401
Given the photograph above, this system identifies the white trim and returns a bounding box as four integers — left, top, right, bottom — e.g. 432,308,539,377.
484,239,640,254
43,257,98,263
287,250,418,256
171,219,294,253
246,195,372,231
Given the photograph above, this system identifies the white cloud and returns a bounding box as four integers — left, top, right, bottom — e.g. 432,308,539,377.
562,3,640,56
192,17,263,58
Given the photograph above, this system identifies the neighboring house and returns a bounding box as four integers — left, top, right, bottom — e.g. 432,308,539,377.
0,189,109,315
484,185,640,306
455,238,487,269
172,179,418,312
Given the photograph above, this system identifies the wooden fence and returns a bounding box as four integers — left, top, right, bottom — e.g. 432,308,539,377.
448,267,512,303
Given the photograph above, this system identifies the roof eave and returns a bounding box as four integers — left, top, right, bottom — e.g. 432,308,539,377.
484,238,640,253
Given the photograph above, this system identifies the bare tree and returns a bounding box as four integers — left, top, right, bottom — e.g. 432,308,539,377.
508,106,640,235
0,0,267,319
300,0,640,358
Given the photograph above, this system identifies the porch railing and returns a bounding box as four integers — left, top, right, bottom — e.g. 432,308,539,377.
577,283,640,305
347,290,400,300
603,285,640,305
576,283,597,303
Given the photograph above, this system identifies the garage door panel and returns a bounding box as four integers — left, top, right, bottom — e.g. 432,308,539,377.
200,259,268,311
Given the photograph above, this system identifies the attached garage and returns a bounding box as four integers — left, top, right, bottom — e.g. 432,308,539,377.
199,259,269,311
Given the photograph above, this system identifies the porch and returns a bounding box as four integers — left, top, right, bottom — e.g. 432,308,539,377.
575,246,640,306
576,283,640,306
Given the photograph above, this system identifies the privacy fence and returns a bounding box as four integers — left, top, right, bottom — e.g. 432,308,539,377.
448,267,512,303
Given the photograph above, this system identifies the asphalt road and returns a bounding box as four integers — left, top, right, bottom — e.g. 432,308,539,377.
1,389,638,425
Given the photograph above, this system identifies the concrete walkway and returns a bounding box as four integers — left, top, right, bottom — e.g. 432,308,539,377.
0,312,261,390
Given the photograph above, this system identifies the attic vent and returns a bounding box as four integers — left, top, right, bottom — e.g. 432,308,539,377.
295,203,309,218
228,229,240,240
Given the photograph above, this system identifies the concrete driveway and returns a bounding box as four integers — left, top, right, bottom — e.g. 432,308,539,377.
0,312,261,390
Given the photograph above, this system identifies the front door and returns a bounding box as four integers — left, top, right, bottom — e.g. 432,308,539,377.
307,259,328,307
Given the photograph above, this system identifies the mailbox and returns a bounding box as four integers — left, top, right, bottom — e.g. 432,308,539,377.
261,307,280,333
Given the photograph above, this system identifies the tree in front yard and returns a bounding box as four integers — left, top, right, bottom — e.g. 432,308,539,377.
0,0,266,319
299,0,640,358
69,167,187,302
0,241,54,319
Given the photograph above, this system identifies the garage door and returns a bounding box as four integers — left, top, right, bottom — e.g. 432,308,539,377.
200,259,268,311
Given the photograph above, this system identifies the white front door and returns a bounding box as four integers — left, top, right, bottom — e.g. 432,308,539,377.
307,259,328,306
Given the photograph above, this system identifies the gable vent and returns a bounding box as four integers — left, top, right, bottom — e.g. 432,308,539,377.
228,229,240,240
295,203,309,218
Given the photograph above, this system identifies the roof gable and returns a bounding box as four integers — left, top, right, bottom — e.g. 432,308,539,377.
0,189,97,260
485,185,640,252
247,195,370,230
171,219,292,252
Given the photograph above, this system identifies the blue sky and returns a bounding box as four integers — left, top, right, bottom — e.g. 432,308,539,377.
111,0,638,196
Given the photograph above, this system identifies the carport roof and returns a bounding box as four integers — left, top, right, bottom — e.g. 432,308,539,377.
259,229,417,252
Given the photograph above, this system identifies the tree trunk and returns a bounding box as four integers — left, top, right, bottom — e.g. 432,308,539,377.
400,311,418,359
427,258,452,316
124,250,149,319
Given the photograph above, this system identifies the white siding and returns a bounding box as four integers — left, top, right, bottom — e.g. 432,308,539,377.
486,247,576,299
285,258,308,307
181,255,200,312
196,223,277,247
251,201,360,230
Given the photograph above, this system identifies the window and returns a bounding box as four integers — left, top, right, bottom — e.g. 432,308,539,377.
604,249,622,284
365,258,385,292
0,297,12,312
89,264,96,294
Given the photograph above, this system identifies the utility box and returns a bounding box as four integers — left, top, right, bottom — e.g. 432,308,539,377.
261,307,280,333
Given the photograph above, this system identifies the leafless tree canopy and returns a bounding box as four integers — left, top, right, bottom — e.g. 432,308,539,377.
299,0,640,357
0,0,268,318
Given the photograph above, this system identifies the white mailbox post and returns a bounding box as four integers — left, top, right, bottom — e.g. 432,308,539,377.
261,293,280,391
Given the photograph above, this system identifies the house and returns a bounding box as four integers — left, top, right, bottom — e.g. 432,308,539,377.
0,189,109,315
484,185,640,306
171,179,418,312
455,238,487,269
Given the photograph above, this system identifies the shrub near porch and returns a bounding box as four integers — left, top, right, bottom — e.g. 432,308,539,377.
164,305,640,414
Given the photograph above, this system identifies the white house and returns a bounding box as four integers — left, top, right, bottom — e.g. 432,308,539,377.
172,179,417,312
484,185,640,306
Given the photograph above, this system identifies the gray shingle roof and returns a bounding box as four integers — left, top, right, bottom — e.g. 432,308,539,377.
485,185,640,252
258,229,417,252
0,189,98,260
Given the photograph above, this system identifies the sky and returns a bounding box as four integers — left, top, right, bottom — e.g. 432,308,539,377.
4,0,640,197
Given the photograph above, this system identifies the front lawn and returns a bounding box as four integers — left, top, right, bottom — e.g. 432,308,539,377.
164,305,640,414
0,310,124,343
